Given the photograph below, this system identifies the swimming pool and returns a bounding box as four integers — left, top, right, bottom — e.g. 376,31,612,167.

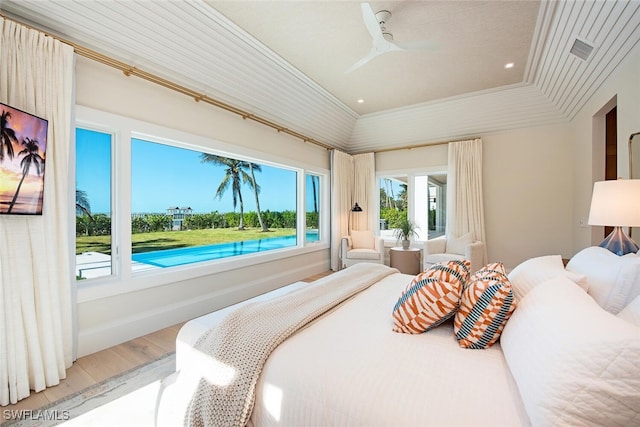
132,231,318,268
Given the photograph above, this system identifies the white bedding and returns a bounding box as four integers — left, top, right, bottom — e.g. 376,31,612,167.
161,270,530,426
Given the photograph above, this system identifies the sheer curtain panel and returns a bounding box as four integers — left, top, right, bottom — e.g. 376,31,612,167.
352,153,375,232
330,150,353,271
446,138,488,264
0,18,74,405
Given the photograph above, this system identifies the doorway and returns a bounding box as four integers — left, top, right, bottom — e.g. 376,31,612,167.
604,106,617,238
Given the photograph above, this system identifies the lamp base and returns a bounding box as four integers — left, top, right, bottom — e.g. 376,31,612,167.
598,226,640,256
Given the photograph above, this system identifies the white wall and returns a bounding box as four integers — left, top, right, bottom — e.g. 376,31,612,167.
74,58,332,356
569,42,640,251
482,124,574,267
376,124,575,269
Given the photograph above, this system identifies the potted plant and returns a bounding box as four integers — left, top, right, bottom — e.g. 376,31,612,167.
394,217,419,249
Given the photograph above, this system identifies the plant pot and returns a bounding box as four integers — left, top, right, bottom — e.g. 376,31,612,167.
402,239,410,249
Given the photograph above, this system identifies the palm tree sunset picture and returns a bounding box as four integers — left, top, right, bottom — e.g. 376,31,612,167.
0,102,48,215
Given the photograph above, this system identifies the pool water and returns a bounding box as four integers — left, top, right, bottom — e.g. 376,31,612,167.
132,231,318,268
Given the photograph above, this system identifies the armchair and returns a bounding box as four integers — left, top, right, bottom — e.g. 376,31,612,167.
424,233,485,274
340,230,385,269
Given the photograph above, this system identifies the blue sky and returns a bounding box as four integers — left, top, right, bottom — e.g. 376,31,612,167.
380,177,405,199
76,129,309,215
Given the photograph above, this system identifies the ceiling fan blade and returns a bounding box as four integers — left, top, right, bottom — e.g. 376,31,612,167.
345,48,384,74
394,40,439,51
360,3,385,44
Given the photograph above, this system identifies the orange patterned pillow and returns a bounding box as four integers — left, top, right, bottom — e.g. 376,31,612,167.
468,262,507,282
454,262,517,349
392,260,471,334
422,259,471,285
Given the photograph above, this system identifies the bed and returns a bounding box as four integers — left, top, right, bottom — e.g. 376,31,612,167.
156,246,640,426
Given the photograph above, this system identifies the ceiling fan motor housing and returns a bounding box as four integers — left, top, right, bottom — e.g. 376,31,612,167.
376,10,393,40
375,10,392,25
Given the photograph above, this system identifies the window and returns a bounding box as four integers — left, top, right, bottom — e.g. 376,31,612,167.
74,107,327,289
379,176,407,239
75,128,113,280
305,173,321,242
414,174,446,239
129,138,298,269
378,172,446,241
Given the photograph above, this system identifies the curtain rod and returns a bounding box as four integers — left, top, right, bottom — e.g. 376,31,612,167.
1,13,334,152
367,136,482,154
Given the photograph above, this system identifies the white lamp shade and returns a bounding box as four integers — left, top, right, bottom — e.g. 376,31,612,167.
588,179,640,227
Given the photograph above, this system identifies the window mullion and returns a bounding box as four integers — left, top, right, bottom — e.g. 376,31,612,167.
116,129,133,281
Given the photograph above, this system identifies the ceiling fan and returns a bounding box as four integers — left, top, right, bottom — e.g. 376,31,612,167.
346,3,437,73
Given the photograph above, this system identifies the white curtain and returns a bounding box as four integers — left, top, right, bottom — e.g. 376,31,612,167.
352,153,375,232
330,150,353,271
330,151,376,270
446,138,487,263
0,18,74,406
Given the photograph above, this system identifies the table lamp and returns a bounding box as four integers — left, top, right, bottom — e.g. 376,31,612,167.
588,179,640,255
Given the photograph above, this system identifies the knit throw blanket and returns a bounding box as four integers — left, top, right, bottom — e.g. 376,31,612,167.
184,263,398,427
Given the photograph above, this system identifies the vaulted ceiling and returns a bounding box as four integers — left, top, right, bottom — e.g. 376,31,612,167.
1,1,639,153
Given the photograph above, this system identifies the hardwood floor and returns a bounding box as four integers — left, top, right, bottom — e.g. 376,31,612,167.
1,271,332,422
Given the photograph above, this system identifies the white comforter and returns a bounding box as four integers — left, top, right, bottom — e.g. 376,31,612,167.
159,269,530,426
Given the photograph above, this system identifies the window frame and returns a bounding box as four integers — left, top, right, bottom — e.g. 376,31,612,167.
376,167,447,243
73,106,329,303
74,123,120,282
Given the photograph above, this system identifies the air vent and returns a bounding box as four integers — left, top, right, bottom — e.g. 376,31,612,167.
570,38,595,61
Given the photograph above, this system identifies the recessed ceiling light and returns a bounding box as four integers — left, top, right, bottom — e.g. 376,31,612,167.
357,99,364,103
504,62,515,69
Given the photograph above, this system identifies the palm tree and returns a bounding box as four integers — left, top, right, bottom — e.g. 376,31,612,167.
0,110,17,162
311,175,318,213
201,154,253,230
76,189,93,220
383,178,395,209
7,137,44,213
399,183,408,211
247,162,269,231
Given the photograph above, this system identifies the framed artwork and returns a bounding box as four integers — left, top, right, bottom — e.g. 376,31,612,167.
0,102,48,215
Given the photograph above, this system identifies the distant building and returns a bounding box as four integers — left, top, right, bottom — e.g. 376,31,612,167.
167,206,193,230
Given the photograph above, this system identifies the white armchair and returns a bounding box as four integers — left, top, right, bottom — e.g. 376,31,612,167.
340,230,385,269
424,234,485,274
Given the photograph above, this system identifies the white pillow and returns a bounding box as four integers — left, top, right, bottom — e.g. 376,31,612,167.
507,254,587,301
605,258,640,314
566,246,640,313
446,232,472,256
350,230,374,249
501,275,640,426
618,295,640,326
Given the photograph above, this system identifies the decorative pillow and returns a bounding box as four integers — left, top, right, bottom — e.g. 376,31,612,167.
350,230,374,249
468,262,507,282
392,260,470,334
446,232,473,256
501,275,640,426
508,254,587,301
454,263,517,349
566,246,640,314
618,294,640,326
421,259,471,284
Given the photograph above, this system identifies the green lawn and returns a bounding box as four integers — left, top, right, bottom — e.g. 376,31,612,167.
76,227,297,255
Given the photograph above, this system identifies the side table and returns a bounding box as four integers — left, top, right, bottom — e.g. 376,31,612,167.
389,247,422,275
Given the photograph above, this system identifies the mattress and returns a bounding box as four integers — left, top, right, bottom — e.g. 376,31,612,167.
162,271,530,426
